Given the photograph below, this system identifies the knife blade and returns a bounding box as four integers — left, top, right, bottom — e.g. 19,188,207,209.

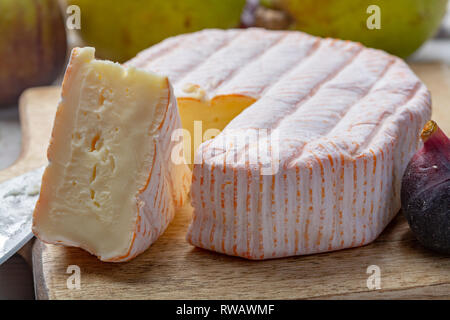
0,166,44,265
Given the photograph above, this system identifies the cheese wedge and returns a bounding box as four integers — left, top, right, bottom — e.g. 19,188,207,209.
128,28,431,259
32,47,190,262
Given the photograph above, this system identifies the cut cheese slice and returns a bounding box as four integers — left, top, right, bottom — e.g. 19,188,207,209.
32,47,190,262
128,28,432,259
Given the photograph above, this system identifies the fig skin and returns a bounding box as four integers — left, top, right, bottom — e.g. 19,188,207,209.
401,121,450,254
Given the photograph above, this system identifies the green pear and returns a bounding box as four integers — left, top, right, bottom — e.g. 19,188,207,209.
262,0,448,58
68,0,246,62
0,0,67,106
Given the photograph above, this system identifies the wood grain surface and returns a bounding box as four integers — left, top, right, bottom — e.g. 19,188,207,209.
0,87,60,183
1,63,449,300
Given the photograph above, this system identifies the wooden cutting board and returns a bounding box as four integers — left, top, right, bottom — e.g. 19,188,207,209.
1,63,449,300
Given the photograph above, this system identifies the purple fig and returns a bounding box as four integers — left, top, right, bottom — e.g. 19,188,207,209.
401,120,450,254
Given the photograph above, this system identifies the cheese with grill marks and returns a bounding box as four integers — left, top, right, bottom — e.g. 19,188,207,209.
129,28,431,259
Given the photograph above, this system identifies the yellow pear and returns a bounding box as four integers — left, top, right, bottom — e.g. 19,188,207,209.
261,0,448,58
68,0,246,62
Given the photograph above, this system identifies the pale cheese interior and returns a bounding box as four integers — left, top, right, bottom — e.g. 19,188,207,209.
34,48,169,260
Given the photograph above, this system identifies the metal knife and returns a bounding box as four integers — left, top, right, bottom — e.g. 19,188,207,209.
0,166,45,265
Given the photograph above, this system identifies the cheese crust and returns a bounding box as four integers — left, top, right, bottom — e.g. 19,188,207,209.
129,29,431,259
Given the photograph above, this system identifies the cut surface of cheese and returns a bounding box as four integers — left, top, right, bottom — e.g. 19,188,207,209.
32,47,190,262
128,28,432,259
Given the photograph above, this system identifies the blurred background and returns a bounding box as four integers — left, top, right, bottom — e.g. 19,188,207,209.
0,0,449,299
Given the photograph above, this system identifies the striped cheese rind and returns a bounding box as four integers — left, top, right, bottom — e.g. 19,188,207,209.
128,29,431,259
128,83,192,261
110,81,191,262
